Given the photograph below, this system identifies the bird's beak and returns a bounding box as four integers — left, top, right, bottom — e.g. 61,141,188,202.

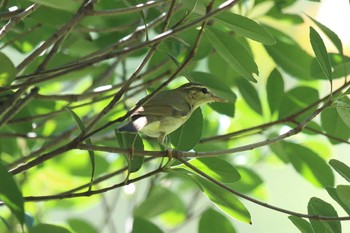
212,95,227,103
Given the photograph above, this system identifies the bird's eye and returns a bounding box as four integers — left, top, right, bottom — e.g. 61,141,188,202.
201,88,208,94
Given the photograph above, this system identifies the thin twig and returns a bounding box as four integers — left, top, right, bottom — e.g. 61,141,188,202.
0,4,40,39
177,157,350,221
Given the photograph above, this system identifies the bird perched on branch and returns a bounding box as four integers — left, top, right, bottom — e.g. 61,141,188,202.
119,82,226,147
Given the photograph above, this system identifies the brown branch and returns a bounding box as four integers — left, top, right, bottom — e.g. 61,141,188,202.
0,3,40,40
16,0,97,72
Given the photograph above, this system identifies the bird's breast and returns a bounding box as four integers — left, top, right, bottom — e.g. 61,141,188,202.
140,115,189,138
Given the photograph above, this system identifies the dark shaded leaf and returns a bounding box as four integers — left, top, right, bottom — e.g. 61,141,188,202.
216,12,275,45
68,218,97,233
278,86,319,120
0,53,16,87
206,27,259,82
307,15,343,54
327,187,350,215
321,108,350,144
170,108,203,151
131,217,164,233
264,26,313,80
308,197,341,233
115,132,144,172
329,159,350,182
288,216,314,233
309,27,332,82
266,68,284,114
0,162,24,225
237,78,262,115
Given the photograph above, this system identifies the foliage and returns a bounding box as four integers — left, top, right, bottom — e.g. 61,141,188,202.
1,0,350,232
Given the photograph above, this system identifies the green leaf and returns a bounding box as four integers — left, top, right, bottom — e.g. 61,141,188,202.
228,166,263,193
0,53,16,87
199,208,237,233
321,107,350,144
288,216,314,233
170,108,203,151
29,224,72,233
215,12,276,45
28,0,81,13
278,86,319,120
275,142,334,188
191,175,251,224
131,217,164,233
309,27,332,82
310,54,350,80
336,185,350,210
0,162,24,225
115,132,144,172
67,218,97,233
134,186,186,225
205,27,259,82
237,78,262,115
329,159,350,182
335,97,350,129
65,108,95,190
308,197,341,233
326,187,350,215
266,68,285,114
264,26,313,80
173,157,241,183
307,15,343,55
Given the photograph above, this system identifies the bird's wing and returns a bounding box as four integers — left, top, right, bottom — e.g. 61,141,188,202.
133,91,191,117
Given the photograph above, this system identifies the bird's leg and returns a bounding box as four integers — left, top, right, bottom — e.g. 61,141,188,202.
158,133,174,168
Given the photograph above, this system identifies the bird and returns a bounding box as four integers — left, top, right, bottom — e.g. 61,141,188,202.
119,82,226,148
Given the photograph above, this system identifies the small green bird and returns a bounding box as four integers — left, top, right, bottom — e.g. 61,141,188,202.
119,83,226,147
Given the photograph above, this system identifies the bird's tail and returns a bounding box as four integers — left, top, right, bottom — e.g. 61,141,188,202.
118,116,147,133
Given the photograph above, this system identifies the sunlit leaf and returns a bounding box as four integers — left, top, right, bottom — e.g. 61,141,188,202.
173,157,241,183
199,208,237,233
191,175,251,224
273,142,334,187
134,186,186,226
